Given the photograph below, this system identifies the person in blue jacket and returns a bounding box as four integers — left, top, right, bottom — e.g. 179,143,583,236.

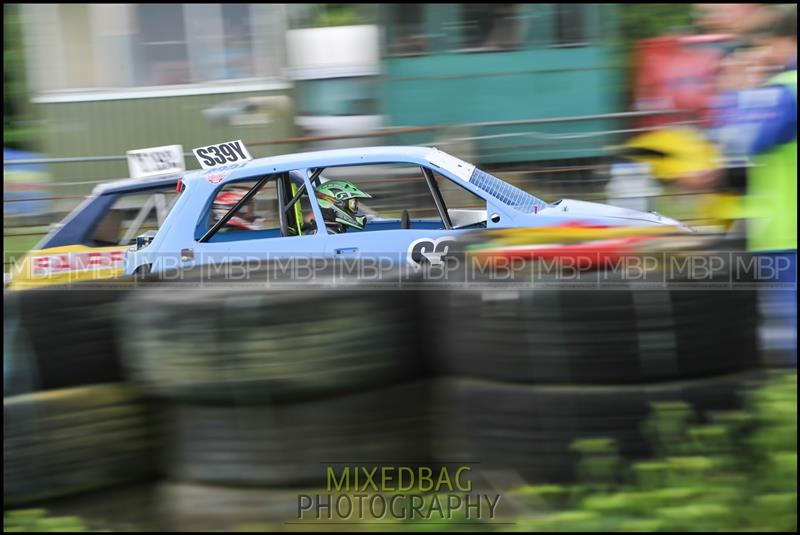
712,4,797,366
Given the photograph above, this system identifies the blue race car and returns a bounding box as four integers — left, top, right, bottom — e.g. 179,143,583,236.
124,144,687,275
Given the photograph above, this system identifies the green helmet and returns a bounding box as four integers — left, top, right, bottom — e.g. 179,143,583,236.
315,180,372,231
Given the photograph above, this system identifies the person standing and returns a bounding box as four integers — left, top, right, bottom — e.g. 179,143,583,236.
714,5,797,365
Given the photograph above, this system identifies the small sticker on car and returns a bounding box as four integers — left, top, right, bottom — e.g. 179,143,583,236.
202,162,249,184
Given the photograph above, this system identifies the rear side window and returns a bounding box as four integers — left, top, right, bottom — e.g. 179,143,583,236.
199,177,317,242
88,188,177,246
206,179,280,233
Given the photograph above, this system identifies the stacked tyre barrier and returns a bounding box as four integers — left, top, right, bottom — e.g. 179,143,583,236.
4,286,156,507
3,255,768,513
425,268,764,483
115,283,430,524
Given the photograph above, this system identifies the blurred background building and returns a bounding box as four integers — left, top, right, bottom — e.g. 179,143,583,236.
13,4,625,167
16,4,294,188
5,4,633,222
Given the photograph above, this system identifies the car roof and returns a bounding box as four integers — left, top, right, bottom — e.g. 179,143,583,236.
92,174,181,195
92,146,441,194
183,145,438,185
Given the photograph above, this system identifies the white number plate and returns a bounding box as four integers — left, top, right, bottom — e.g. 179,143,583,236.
193,140,253,169
127,145,185,179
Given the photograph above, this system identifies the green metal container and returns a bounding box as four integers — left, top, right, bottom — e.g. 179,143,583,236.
379,4,624,165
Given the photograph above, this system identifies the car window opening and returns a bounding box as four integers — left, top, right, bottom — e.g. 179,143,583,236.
199,173,273,243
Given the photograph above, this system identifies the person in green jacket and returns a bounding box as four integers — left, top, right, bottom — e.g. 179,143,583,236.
713,5,796,364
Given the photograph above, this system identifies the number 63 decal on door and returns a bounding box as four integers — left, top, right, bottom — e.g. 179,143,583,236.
407,237,458,268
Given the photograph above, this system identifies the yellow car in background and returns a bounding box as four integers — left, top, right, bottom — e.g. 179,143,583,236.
7,176,179,290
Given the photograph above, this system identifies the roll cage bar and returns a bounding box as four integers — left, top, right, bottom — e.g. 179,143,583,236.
421,166,453,230
199,173,274,243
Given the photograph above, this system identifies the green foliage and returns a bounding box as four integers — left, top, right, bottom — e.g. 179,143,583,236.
310,4,372,28
4,4,41,151
514,372,798,532
3,509,88,532
4,230,47,273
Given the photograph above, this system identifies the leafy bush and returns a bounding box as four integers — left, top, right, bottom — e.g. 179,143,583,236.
510,372,797,532
310,4,371,28
4,4,41,151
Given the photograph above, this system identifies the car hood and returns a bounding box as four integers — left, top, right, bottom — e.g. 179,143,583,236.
538,198,689,229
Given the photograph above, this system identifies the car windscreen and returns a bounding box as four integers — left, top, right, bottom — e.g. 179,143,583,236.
425,149,547,214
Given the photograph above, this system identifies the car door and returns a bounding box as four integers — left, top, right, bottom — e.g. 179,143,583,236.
326,227,469,269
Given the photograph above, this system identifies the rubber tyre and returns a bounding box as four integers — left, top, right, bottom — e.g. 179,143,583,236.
428,286,759,384
160,381,432,487
119,287,424,403
432,371,765,483
4,288,129,393
4,383,156,506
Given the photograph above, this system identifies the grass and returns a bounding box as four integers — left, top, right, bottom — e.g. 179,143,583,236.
3,228,47,272
3,509,87,532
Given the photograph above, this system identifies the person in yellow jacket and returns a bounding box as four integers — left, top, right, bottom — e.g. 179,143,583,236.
618,127,742,231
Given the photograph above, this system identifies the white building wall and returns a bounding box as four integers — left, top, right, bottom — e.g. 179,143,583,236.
90,4,135,88
20,4,65,93
286,25,380,80
20,3,290,97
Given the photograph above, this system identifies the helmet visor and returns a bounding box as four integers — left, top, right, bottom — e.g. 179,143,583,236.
346,198,359,213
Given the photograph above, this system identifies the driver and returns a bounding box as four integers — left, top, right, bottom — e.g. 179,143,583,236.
311,180,372,233
212,186,264,230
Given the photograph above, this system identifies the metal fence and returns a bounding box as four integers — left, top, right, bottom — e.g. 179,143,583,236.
3,109,692,210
